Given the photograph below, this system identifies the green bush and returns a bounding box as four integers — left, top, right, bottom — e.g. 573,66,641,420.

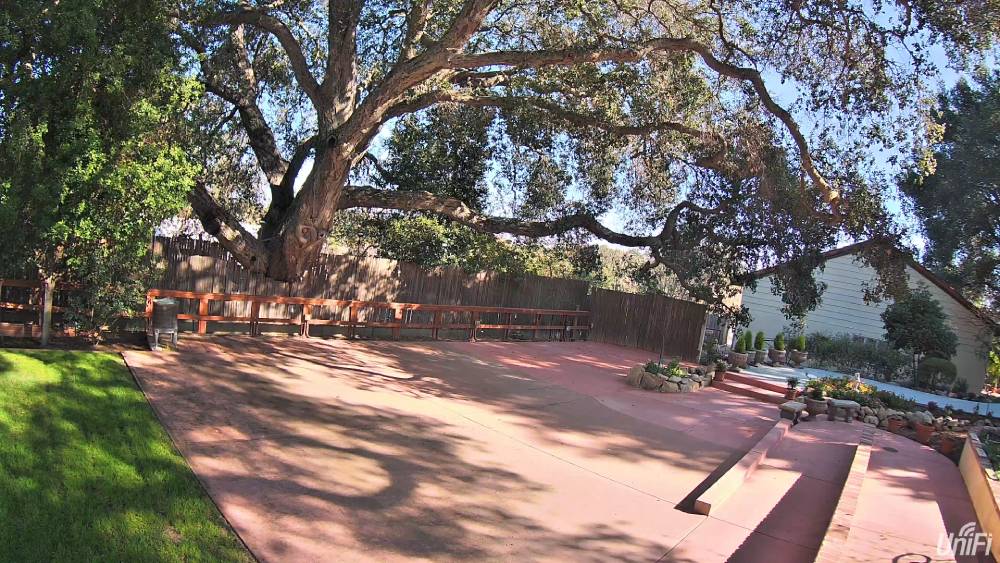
664,359,686,378
644,361,660,374
954,378,969,394
774,332,786,351
917,357,958,390
743,330,754,352
754,331,766,351
793,334,807,351
734,332,747,353
805,332,911,381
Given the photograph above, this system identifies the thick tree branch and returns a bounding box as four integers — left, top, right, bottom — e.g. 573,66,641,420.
446,37,840,210
338,185,726,249
204,9,322,109
182,31,290,186
400,0,433,61
188,183,270,272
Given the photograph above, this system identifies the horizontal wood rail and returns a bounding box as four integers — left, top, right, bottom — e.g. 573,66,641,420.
145,288,591,341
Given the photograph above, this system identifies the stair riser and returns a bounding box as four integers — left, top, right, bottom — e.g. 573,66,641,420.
714,382,787,405
726,372,790,395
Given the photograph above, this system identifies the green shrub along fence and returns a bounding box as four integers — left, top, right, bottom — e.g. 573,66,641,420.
806,332,911,382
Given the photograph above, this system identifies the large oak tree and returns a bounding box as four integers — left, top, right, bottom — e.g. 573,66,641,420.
177,0,998,315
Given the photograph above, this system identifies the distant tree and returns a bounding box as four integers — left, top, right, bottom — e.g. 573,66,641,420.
881,287,959,384
0,0,198,332
900,71,1000,318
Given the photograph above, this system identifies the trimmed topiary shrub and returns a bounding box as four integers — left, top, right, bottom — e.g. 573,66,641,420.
774,332,786,351
793,334,807,351
754,331,766,351
734,332,747,353
917,357,958,391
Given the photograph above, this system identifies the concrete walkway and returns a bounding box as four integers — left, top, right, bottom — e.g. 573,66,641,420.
122,337,987,561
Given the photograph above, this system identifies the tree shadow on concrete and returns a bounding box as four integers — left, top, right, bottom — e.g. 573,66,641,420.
130,339,684,561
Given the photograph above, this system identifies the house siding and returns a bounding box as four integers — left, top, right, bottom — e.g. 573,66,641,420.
741,252,993,390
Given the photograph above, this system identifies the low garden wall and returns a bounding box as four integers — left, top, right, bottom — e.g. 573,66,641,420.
959,431,1000,562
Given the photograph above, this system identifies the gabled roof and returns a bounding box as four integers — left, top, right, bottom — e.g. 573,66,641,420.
754,240,998,329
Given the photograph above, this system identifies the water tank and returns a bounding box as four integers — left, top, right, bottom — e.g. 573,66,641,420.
151,298,178,331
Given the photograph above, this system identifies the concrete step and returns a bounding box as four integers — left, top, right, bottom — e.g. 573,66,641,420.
726,371,791,395
713,379,788,405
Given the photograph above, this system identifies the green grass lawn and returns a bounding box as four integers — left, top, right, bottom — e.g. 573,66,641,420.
0,349,252,562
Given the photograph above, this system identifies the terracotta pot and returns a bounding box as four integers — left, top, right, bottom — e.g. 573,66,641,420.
887,418,906,433
728,351,748,368
940,434,963,456
914,422,935,445
754,350,767,365
768,348,787,364
789,350,809,365
784,389,798,400
713,370,726,382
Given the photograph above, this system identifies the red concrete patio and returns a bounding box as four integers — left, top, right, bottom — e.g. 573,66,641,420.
122,337,988,562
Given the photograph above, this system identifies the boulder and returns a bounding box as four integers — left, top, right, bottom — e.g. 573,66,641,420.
680,381,695,393
668,376,683,384
626,366,645,387
860,406,874,417
863,415,880,426
640,372,664,391
660,381,681,393
907,411,933,427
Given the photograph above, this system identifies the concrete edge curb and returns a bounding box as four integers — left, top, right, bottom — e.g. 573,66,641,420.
813,425,877,563
692,418,792,515
119,351,261,563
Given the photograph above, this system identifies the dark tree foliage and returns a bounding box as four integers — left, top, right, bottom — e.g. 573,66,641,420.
900,71,1000,318
0,0,197,330
882,286,959,361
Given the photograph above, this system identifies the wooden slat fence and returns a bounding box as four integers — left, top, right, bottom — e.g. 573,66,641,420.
146,288,590,342
0,279,74,337
150,236,592,323
589,287,708,362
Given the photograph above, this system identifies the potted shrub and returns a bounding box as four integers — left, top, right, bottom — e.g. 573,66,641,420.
914,420,935,444
753,331,767,365
713,360,728,382
804,386,827,418
729,331,749,368
939,432,964,456
789,334,808,366
785,377,800,400
769,332,787,364
887,414,906,433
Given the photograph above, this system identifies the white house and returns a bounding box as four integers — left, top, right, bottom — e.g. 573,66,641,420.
739,241,997,390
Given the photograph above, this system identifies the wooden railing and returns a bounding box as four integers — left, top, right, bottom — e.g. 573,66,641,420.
145,288,591,341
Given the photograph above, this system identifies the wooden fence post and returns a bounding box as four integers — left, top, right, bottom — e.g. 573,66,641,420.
39,278,53,346
301,305,311,337
392,307,403,340
348,305,358,339
197,297,208,334
533,313,541,341
469,311,479,342
432,310,442,340
250,301,260,336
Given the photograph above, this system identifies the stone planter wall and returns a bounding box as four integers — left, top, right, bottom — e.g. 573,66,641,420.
626,365,711,393
959,432,1000,562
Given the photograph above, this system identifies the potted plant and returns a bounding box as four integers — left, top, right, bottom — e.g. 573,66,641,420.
729,331,749,368
914,420,935,444
804,386,827,418
788,334,808,366
785,377,800,400
939,432,964,456
753,331,767,365
713,360,728,382
769,332,786,364
887,414,906,433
